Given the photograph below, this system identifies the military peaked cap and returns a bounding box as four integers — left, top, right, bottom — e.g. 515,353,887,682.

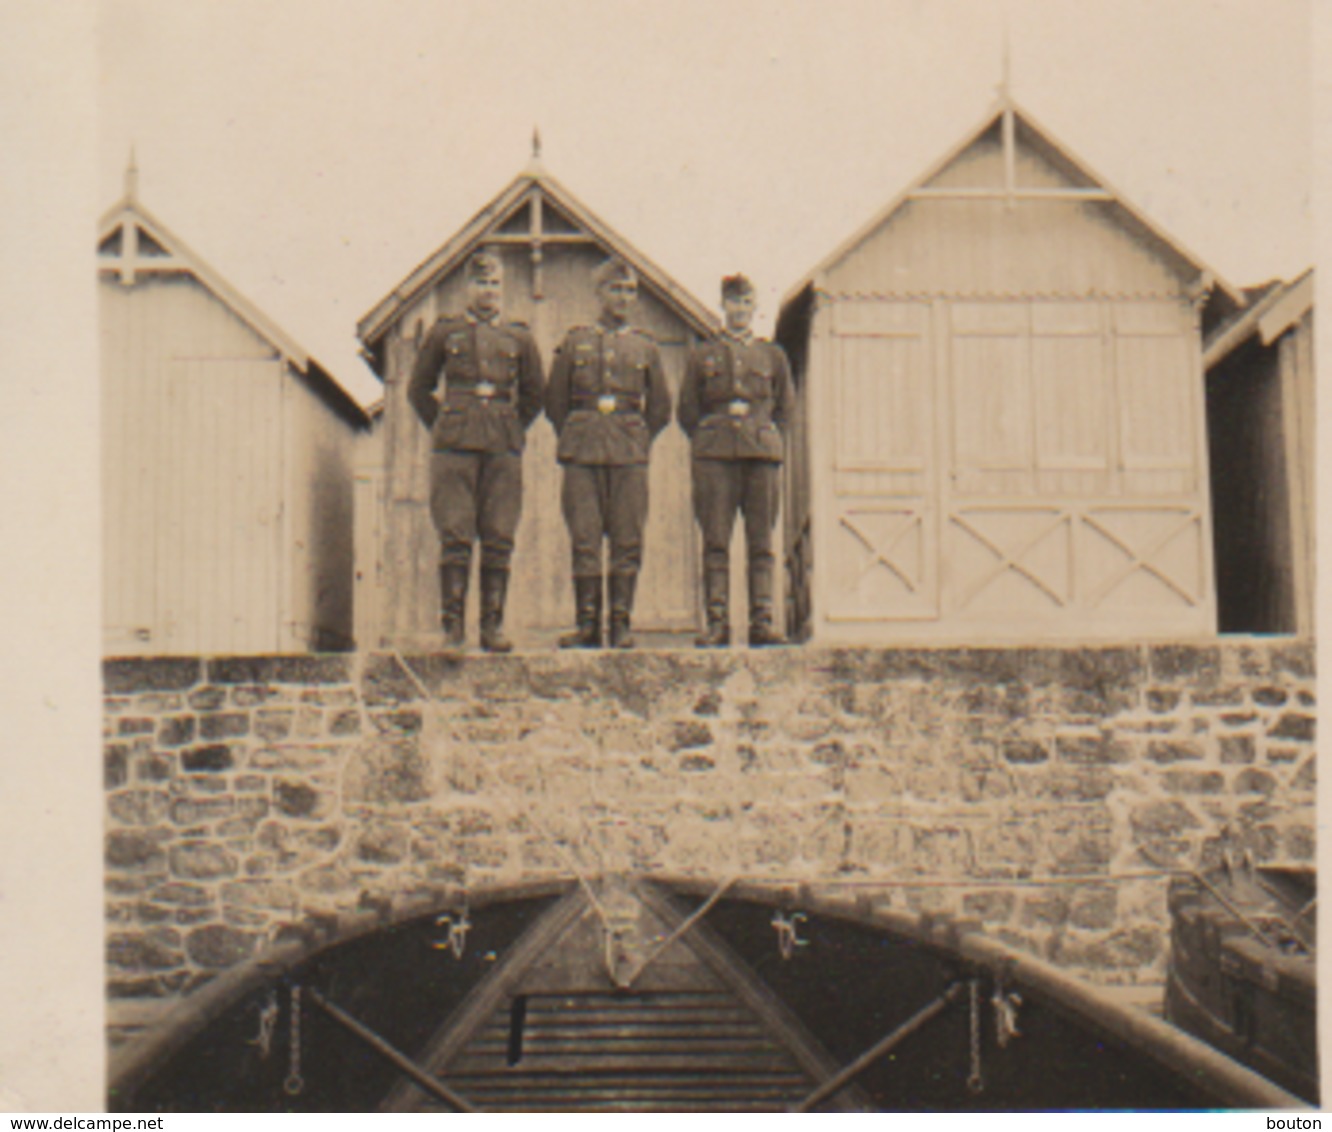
466,249,504,280
593,257,637,288
721,273,755,299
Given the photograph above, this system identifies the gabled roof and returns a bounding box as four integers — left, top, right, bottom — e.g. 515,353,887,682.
357,161,719,365
98,187,369,428
1204,268,1313,368
779,96,1246,317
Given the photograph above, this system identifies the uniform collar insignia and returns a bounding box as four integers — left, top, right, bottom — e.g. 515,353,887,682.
466,308,501,326
723,327,755,346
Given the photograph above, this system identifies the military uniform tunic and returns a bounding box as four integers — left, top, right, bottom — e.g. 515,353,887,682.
678,330,795,577
407,311,545,570
546,319,671,577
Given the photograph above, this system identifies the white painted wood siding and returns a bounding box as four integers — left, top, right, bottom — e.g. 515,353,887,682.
102,275,286,654
102,272,360,655
832,127,1192,301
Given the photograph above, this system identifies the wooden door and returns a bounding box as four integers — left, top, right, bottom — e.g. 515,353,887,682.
941,297,1212,635
944,300,1071,622
1087,301,1211,626
814,295,1214,639
820,300,938,623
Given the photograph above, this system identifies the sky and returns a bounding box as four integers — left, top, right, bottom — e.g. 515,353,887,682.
97,0,1313,408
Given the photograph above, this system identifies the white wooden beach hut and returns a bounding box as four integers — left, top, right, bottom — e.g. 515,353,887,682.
99,162,370,655
775,97,1246,643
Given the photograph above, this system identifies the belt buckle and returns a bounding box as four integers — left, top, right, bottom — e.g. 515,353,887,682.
597,394,617,415
728,400,749,418
475,381,496,399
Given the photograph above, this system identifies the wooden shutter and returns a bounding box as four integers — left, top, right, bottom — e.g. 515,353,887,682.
1113,301,1197,496
948,302,1030,496
1031,302,1110,495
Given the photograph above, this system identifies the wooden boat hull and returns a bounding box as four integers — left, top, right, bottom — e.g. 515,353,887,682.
1164,868,1317,1104
109,878,1308,1112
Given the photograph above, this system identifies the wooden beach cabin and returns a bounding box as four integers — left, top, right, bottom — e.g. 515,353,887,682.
356,154,719,650
1203,269,1315,636
775,97,1245,643
99,164,370,656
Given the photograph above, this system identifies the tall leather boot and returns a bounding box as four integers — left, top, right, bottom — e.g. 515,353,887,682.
558,576,602,649
608,573,637,649
439,563,470,652
747,563,786,647
695,565,730,648
479,567,513,654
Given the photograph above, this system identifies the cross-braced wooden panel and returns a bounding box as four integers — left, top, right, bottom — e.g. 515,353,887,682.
1081,506,1206,610
948,507,1072,612
828,506,937,621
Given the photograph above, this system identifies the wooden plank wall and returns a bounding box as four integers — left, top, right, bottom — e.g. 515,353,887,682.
1206,340,1292,633
1206,310,1315,637
101,275,288,655
1283,312,1315,635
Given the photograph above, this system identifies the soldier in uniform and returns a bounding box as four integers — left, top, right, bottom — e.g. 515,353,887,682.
546,257,671,648
407,249,545,653
678,273,795,647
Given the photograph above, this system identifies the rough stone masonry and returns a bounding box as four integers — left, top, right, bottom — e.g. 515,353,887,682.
103,640,1315,1045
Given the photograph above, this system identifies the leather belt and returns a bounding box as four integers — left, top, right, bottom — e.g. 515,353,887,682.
448,383,515,404
573,393,645,414
705,399,754,418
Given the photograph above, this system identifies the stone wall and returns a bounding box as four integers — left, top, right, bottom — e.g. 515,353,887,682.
103,641,1316,1045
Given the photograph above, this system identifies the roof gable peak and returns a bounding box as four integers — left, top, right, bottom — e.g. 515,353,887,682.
96,187,370,425
97,193,309,364
357,160,719,358
780,95,1244,315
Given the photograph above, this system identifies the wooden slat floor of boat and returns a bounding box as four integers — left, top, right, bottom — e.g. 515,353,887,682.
445,1072,810,1090
519,992,754,1012
460,1033,772,1049
503,1013,762,1029
436,989,815,1112
470,1022,772,1041
451,1051,803,1073
428,1076,810,1112
426,1100,806,1112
